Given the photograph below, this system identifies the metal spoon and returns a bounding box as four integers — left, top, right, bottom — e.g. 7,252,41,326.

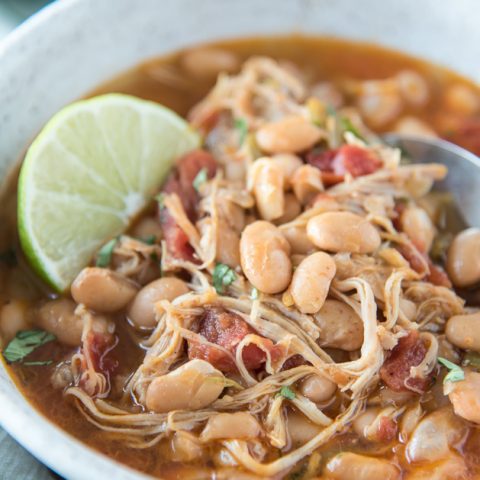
383,134,480,228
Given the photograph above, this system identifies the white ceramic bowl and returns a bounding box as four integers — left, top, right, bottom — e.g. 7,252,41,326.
0,0,479,478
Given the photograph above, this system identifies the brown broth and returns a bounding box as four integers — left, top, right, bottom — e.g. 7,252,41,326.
2,35,480,479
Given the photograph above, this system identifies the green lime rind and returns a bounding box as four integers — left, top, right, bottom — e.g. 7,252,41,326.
18,93,200,292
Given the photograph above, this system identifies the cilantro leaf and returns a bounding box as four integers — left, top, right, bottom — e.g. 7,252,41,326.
140,234,156,245
3,330,56,364
23,360,53,366
438,357,465,384
95,238,118,267
279,385,296,400
193,167,208,192
213,263,236,294
234,118,248,146
340,117,366,142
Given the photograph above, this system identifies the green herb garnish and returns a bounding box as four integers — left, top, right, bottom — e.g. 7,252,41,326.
250,287,259,300
340,117,366,142
438,357,465,384
234,118,248,146
326,104,337,117
463,352,480,370
3,330,56,364
95,238,118,267
193,167,208,192
140,235,156,245
23,360,53,367
278,385,296,400
213,263,236,294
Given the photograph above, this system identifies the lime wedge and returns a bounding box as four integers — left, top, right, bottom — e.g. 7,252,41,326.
18,93,200,292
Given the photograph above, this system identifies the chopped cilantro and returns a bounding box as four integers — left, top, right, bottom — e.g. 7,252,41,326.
193,167,208,192
95,238,118,267
326,104,337,117
213,263,236,294
140,235,156,245
23,360,53,367
234,118,248,146
279,385,296,400
438,357,465,384
340,117,366,142
3,330,56,364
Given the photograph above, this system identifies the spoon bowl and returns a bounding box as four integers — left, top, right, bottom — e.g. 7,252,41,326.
383,134,480,228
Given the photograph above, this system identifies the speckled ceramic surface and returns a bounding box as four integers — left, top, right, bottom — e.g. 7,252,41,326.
0,0,479,478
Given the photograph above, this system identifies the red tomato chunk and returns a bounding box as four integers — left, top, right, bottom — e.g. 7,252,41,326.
188,308,269,372
380,330,431,393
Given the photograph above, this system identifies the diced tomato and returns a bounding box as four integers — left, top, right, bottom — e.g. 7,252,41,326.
188,308,269,372
380,330,431,394
85,331,118,376
397,243,452,287
281,354,307,370
158,150,217,260
159,207,195,261
377,416,398,443
333,145,383,177
306,145,382,184
177,149,217,219
306,148,338,171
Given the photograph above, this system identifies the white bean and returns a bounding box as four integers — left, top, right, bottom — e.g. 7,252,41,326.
71,267,138,313
127,277,189,329
287,410,321,445
256,115,323,154
37,298,83,346
446,228,480,287
406,408,466,462
291,165,324,205
443,83,480,115
180,47,240,79
240,221,292,294
396,70,429,107
314,299,364,351
200,412,261,441
448,370,480,424
326,452,400,480
282,226,315,255
290,252,336,314
307,211,381,254
0,300,30,343
249,158,285,220
274,194,302,225
357,79,403,128
271,153,303,189
145,359,224,413
400,206,436,252
445,311,480,352
299,374,336,403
